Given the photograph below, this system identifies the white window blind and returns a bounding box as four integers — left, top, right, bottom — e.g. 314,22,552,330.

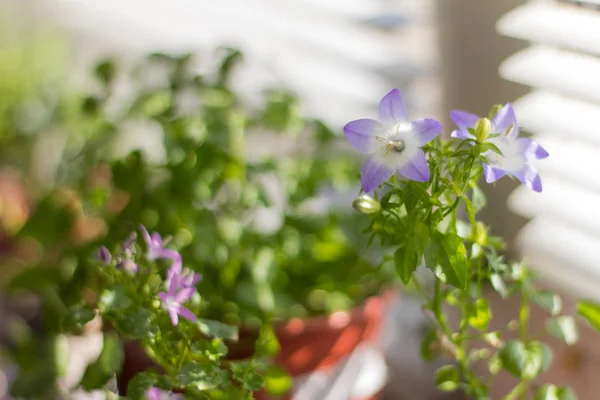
41,0,442,128
497,0,600,299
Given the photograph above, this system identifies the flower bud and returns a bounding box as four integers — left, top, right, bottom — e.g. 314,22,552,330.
472,221,488,246
474,118,492,144
96,246,112,264
487,104,503,120
352,194,381,214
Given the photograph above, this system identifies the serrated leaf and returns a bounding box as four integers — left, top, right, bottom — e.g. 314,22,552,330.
63,303,96,331
191,338,228,359
577,300,600,332
435,365,459,392
535,384,577,400
196,319,239,341
231,362,265,392
546,316,578,345
176,361,223,390
115,307,156,339
533,291,562,316
80,333,124,390
98,285,132,314
127,371,163,400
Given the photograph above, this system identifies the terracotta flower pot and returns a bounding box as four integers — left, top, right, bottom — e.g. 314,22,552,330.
119,291,397,399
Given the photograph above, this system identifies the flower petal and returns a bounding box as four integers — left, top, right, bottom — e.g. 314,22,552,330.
411,118,442,145
491,103,518,138
176,306,197,322
146,387,162,400
361,154,396,193
483,163,507,183
450,129,472,139
151,232,162,245
397,149,430,182
343,119,384,153
158,292,168,305
167,272,179,296
516,137,549,160
158,248,181,262
450,110,479,132
175,287,196,303
139,224,152,245
168,309,179,326
513,164,543,192
378,89,408,124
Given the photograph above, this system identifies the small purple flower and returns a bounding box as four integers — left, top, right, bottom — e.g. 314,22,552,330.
159,273,197,326
96,246,112,264
140,225,180,262
344,89,442,192
450,104,549,192
166,258,202,290
146,387,184,400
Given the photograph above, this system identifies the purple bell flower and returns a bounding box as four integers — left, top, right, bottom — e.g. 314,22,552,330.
344,89,442,192
450,103,549,192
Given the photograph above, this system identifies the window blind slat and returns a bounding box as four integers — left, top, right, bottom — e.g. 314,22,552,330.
500,45,600,104
497,2,600,56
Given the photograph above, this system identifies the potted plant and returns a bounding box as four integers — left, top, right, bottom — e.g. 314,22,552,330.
3,23,600,400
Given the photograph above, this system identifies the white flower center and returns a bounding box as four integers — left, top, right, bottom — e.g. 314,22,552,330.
486,137,525,173
372,123,419,169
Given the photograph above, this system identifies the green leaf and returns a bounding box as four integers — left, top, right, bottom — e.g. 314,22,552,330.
176,361,223,390
480,142,504,156
435,365,459,392
499,340,552,379
191,338,228,359
127,371,166,400
577,300,600,332
468,298,491,331
420,329,439,361
231,362,265,392
80,333,124,390
196,319,239,341
535,384,577,400
472,185,486,212
546,316,579,345
98,285,132,314
115,307,156,339
264,366,292,396
424,239,440,270
524,341,553,379
436,232,468,289
533,291,562,316
464,197,476,225
394,245,419,284
63,303,96,331
490,274,508,298
499,340,526,378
